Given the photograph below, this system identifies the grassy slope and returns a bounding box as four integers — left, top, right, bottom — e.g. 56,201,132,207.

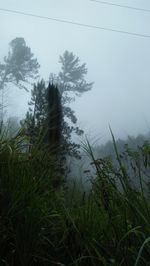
0,132,150,266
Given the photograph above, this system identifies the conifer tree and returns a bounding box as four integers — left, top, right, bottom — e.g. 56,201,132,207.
50,51,93,157
0,37,40,121
0,37,39,91
23,80,47,145
24,81,63,152
45,83,62,151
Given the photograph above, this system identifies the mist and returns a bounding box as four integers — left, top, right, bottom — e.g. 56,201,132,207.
1,1,150,264
1,0,150,144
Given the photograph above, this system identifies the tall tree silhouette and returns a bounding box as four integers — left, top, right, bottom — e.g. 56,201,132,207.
50,51,93,157
24,81,63,152
45,83,62,152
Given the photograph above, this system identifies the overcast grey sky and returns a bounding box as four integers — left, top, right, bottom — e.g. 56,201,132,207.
1,0,150,143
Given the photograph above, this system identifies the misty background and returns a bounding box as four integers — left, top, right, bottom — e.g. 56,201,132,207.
1,0,150,143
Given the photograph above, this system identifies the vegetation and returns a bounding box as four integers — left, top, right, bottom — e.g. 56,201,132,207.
49,51,93,157
0,37,39,122
0,38,93,158
1,37,150,266
0,127,150,266
0,37,39,91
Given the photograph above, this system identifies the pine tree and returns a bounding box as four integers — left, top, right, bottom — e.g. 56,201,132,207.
24,81,63,152
45,83,62,151
49,51,93,157
0,37,40,121
23,80,47,145
0,38,39,91
24,81,64,187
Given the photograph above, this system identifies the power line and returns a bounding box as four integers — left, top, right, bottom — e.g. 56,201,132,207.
0,7,150,39
90,0,150,13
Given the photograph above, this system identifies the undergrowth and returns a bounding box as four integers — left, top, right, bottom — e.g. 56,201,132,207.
0,130,150,265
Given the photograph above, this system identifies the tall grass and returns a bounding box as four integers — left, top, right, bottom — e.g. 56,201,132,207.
0,130,150,265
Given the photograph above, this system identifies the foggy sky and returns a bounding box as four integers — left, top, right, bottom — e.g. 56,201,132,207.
1,0,150,143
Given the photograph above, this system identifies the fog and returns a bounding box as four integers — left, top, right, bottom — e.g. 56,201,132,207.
1,0,150,143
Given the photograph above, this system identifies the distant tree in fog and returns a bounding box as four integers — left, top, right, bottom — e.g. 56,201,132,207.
0,116,20,137
58,51,93,97
0,37,40,120
0,37,40,91
6,116,20,136
24,51,93,158
50,51,93,157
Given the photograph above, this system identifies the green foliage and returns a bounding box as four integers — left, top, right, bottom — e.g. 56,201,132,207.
0,131,150,265
23,81,65,187
23,80,47,145
24,81,63,150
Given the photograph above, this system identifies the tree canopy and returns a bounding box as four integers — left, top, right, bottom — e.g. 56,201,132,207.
58,51,93,97
0,37,40,91
49,50,93,157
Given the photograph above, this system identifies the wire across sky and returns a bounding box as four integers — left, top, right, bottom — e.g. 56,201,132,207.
0,7,150,39
90,0,150,13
